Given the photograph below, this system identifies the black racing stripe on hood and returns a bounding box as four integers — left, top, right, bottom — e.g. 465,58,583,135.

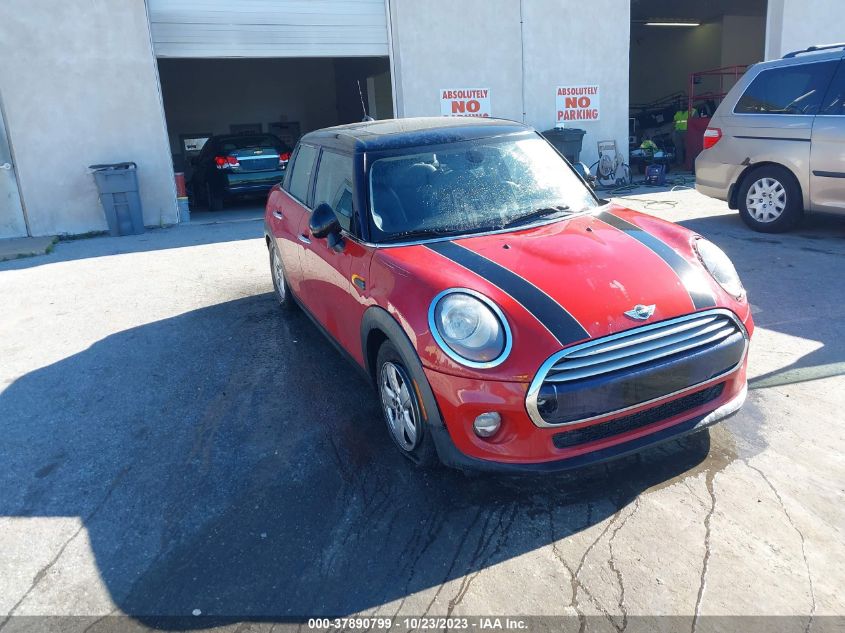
596,211,716,310
424,241,589,347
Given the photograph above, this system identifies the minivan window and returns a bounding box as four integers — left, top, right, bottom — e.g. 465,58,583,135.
820,62,845,115
314,151,354,231
734,61,838,115
287,144,318,204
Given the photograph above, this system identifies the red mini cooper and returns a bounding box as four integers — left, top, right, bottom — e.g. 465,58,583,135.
264,118,752,472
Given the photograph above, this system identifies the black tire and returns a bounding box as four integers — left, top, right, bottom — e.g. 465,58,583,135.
268,242,295,311
207,183,224,211
738,165,803,233
376,341,438,468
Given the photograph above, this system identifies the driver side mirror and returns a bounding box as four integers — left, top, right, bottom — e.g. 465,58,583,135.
310,202,341,239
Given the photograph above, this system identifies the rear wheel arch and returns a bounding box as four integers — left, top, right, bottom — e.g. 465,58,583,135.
730,161,804,209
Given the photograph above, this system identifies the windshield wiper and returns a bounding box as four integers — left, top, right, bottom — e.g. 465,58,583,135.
502,205,571,229
384,227,464,242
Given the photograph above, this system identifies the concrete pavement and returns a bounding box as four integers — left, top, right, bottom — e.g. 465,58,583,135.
0,190,843,631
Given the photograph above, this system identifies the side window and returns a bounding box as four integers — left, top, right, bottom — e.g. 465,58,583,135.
734,61,838,115
820,62,845,115
286,144,318,204
313,150,354,231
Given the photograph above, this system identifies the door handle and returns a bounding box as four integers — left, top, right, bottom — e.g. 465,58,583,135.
272,210,283,220
298,234,311,244
0,163,11,171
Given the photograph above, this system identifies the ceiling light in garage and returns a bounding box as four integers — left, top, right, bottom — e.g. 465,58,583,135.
645,21,700,27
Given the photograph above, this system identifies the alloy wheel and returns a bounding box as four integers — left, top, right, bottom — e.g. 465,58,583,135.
272,248,285,301
746,177,786,223
379,361,419,451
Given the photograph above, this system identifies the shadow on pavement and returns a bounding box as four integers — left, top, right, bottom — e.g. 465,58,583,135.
677,211,845,390
0,292,716,623
0,218,263,273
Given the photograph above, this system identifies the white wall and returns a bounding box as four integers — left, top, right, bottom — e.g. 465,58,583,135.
766,0,845,59
521,0,630,168
388,0,524,122
0,0,177,236
389,0,629,167
158,58,340,158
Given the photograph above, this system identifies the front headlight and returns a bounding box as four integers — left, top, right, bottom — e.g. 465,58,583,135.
429,289,512,368
695,238,744,298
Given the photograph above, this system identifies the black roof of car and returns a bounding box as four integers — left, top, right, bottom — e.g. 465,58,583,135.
300,117,532,152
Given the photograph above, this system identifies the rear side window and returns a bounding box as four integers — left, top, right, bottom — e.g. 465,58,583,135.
313,150,354,231
735,61,838,115
819,62,845,115
286,144,318,204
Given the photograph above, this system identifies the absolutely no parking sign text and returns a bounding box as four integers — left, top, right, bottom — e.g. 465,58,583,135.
556,85,600,123
440,88,491,117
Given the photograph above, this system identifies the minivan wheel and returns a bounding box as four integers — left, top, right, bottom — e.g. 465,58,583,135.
738,166,803,233
376,341,437,467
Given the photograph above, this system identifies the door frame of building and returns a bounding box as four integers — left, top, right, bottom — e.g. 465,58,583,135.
0,91,30,238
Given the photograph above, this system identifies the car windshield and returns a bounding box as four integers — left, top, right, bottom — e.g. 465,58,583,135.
368,135,598,242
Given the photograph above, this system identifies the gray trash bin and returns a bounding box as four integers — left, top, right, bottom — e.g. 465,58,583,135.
89,162,144,236
541,128,587,164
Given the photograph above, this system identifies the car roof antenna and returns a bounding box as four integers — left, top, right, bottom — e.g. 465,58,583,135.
358,80,375,122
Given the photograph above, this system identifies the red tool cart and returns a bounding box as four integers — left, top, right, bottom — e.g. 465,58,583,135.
686,65,748,171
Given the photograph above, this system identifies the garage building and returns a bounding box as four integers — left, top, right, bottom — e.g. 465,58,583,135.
0,0,839,238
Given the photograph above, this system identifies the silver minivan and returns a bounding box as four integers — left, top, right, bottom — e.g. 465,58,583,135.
696,44,845,232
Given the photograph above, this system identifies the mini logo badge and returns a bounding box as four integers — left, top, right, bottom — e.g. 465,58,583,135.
624,304,656,320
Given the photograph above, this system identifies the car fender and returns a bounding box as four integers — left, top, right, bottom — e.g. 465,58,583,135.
360,305,446,430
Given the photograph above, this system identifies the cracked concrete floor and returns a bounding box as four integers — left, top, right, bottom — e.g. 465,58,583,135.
0,189,843,630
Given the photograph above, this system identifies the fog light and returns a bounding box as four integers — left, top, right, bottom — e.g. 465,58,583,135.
473,412,502,438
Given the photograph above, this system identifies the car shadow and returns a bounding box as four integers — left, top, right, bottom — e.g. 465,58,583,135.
0,218,264,272
0,292,718,624
677,211,845,391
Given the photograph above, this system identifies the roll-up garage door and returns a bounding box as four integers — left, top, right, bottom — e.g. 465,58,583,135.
148,0,389,58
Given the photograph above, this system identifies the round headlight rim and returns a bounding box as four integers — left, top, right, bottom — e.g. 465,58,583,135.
694,237,745,300
428,288,513,369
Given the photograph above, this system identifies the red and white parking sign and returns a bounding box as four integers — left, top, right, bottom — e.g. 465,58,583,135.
556,85,600,123
440,88,491,117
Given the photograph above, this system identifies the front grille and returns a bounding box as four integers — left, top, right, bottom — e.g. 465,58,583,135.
527,309,747,427
545,312,742,383
552,383,724,449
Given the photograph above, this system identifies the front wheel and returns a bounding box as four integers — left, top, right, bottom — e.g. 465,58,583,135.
376,342,437,467
738,166,803,233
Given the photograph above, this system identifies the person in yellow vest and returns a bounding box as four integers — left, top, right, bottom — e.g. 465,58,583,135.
673,107,696,167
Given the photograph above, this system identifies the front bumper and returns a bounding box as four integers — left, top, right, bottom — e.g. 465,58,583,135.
431,381,746,472
424,360,748,473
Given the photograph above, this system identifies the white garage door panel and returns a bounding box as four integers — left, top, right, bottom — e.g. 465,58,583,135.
149,0,389,58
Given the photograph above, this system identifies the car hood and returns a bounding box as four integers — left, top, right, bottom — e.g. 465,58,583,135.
402,205,723,348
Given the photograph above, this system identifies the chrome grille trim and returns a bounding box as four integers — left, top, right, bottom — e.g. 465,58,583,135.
525,309,749,428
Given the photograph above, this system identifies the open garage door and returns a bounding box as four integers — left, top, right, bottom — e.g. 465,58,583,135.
629,0,767,172
157,56,392,213
148,0,389,58
150,0,393,214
